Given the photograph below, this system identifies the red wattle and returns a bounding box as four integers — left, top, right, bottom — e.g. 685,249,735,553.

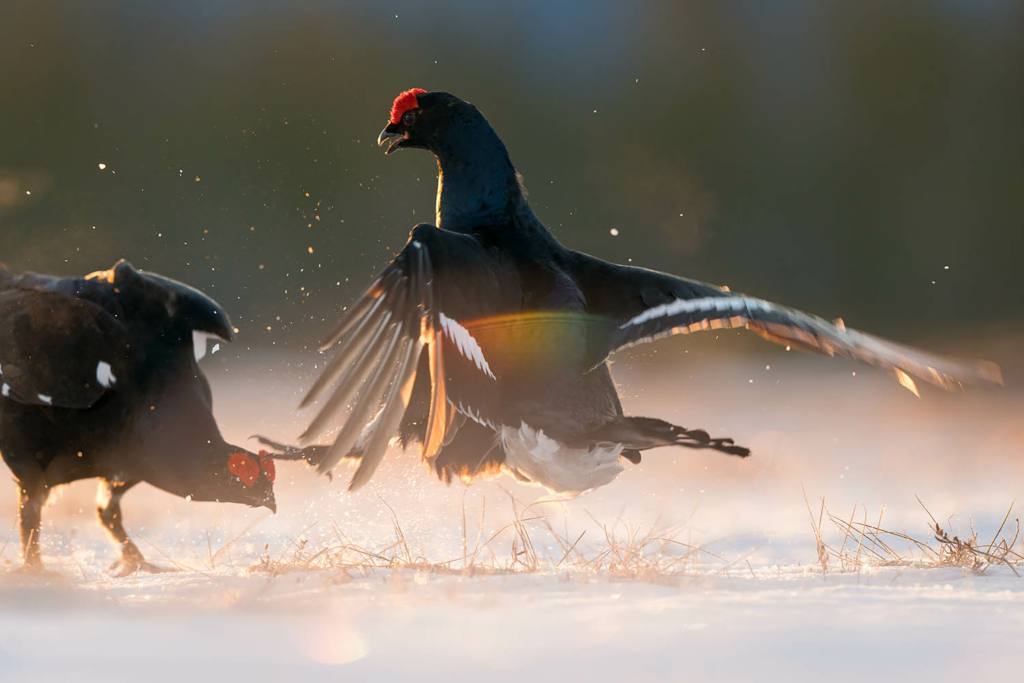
228,452,260,488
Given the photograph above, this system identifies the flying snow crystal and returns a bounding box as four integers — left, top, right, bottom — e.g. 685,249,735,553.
212,343,220,355
98,163,106,170
610,228,619,236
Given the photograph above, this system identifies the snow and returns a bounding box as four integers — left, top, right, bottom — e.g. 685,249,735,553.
1,567,1021,681
0,339,1021,679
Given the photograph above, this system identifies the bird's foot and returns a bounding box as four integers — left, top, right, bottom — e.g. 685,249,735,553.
108,557,177,578
11,563,60,577
674,428,751,458
250,434,333,475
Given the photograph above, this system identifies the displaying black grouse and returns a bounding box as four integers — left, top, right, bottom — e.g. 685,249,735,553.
0,260,286,574
300,89,1003,495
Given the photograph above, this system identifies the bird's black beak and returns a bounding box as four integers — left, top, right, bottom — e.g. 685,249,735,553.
378,123,407,155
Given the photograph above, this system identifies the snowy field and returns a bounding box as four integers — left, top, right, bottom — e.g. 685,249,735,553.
1,333,1022,681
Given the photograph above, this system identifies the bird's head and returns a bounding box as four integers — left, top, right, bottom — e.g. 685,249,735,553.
219,449,277,513
375,89,522,228
377,89,481,157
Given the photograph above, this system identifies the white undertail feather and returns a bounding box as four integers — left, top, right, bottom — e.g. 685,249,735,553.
500,422,625,496
438,312,496,379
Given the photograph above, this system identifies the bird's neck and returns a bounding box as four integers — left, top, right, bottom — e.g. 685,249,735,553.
433,122,537,232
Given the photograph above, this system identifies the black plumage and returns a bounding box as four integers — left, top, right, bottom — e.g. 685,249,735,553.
0,260,284,574
302,90,1003,495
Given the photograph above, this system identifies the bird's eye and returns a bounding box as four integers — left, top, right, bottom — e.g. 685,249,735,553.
402,110,416,126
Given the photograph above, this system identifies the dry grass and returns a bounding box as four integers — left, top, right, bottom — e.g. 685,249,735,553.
247,489,1022,582
248,491,747,582
802,488,1023,577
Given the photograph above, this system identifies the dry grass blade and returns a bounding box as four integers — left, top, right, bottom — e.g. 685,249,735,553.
801,482,828,574
0,516,16,560
244,493,748,583
557,531,586,568
807,493,1022,576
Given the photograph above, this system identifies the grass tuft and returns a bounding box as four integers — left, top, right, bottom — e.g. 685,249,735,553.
803,491,1021,577
247,493,745,582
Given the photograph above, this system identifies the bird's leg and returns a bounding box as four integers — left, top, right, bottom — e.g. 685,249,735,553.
97,479,173,577
621,449,642,465
16,481,49,571
250,435,334,471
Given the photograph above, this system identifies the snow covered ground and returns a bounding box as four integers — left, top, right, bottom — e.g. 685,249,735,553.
2,565,1022,682
0,334,1021,681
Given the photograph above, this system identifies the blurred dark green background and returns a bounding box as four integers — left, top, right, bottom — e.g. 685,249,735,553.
2,1,1022,351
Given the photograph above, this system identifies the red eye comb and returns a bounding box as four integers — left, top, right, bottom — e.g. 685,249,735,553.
257,449,276,484
390,88,427,124
228,452,259,488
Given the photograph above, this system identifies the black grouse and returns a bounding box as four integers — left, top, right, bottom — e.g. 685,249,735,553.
0,260,284,574
299,89,1002,496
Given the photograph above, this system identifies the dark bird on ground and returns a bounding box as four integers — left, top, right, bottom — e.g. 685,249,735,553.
0,260,299,575
299,89,1003,496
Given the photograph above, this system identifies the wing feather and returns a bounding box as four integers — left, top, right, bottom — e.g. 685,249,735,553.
613,294,1002,391
301,230,500,489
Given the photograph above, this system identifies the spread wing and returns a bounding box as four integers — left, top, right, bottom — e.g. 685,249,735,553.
0,289,131,409
300,225,516,491
573,254,1003,394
